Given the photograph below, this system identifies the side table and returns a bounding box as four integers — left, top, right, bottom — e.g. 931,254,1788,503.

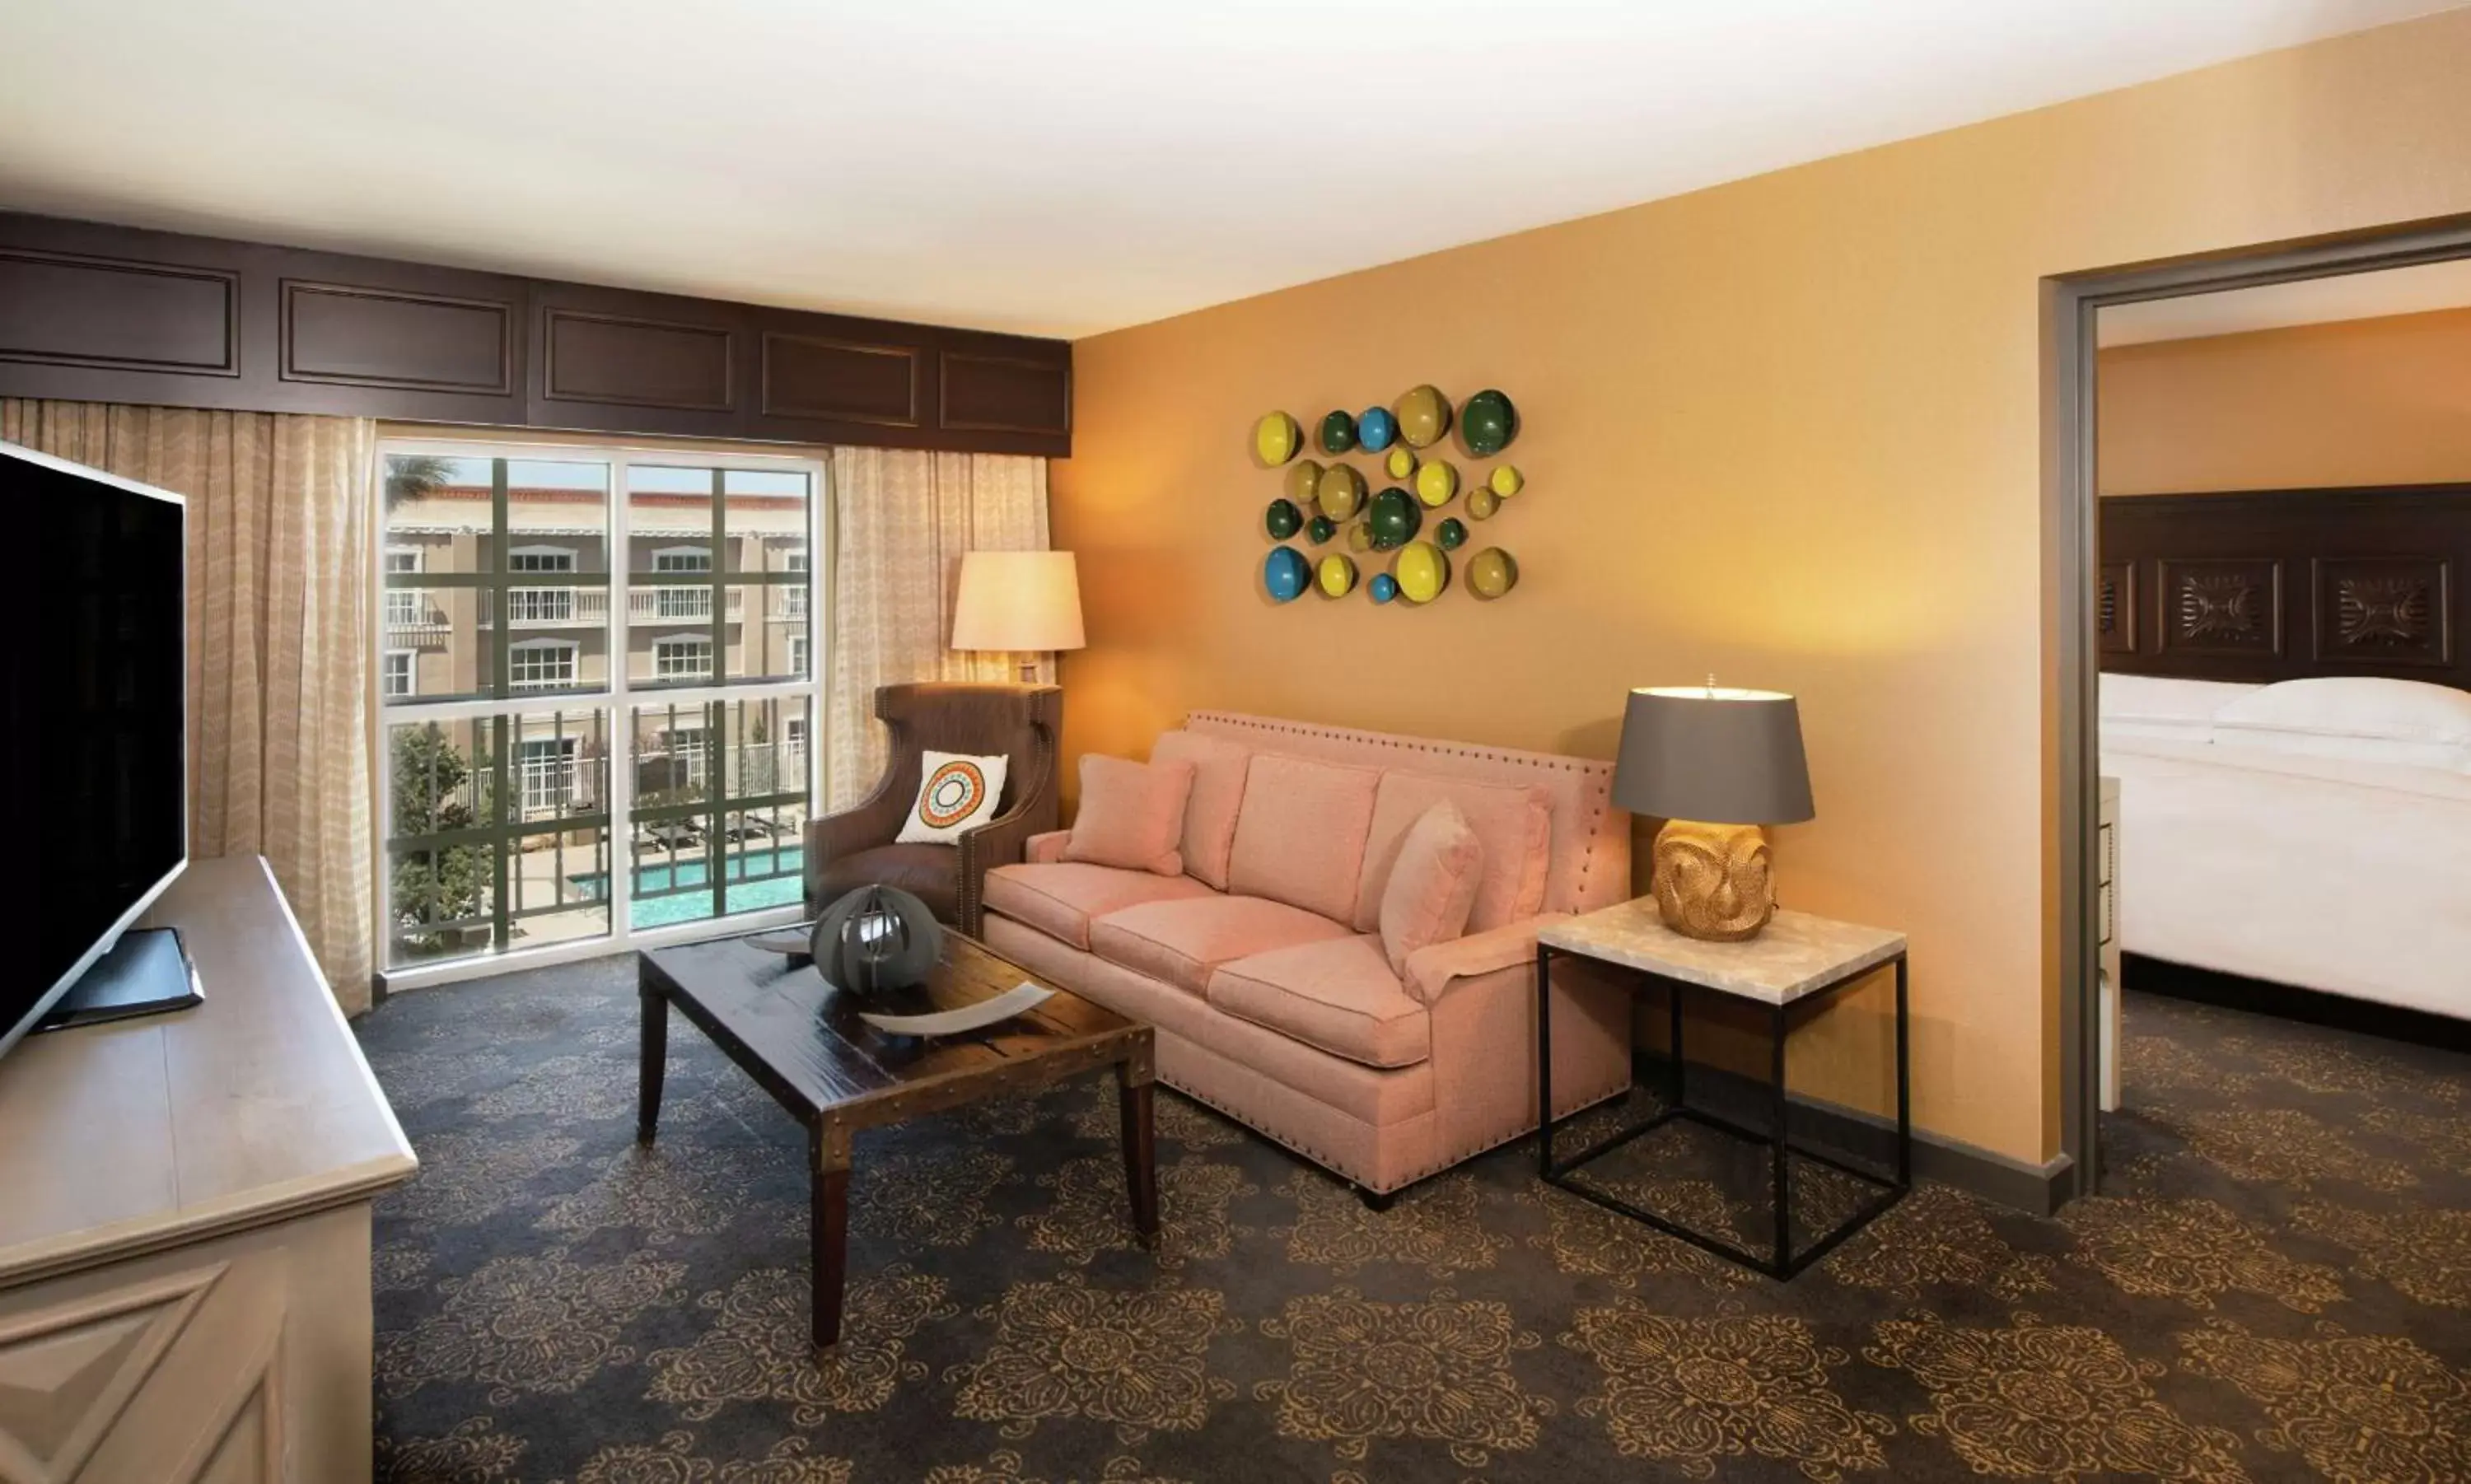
1535,898,1909,1278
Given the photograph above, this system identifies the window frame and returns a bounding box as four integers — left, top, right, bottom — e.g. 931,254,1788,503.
654,636,715,680
374,438,829,991
381,650,416,698
507,637,580,690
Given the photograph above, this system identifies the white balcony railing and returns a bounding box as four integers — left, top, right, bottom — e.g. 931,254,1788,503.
474,586,744,628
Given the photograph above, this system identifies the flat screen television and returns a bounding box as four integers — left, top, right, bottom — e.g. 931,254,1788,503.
0,441,188,1066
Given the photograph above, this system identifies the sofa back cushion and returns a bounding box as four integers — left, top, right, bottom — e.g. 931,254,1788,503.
1063,754,1195,875
1227,754,1381,922
1150,730,1253,889
1353,770,1551,933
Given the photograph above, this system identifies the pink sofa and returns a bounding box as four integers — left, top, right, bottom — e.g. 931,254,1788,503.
982,711,1634,1198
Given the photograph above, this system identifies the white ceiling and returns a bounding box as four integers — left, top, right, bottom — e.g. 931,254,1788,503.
0,0,2457,338
2099,257,2471,345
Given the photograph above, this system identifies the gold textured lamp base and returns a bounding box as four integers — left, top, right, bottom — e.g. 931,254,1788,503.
1651,819,1777,942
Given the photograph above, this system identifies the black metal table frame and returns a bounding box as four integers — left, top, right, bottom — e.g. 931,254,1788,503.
1535,943,1910,1279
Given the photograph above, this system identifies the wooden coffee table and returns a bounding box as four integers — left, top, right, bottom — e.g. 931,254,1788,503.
637,927,1157,1349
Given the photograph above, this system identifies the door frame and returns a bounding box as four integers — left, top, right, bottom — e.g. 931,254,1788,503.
2043,211,2471,1202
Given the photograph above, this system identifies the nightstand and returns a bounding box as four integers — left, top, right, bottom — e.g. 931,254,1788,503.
1535,898,1910,1279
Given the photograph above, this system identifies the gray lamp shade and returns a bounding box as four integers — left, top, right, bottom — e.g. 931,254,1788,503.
1612,686,1815,826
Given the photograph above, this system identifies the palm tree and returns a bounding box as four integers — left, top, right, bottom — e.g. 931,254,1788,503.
383,454,458,511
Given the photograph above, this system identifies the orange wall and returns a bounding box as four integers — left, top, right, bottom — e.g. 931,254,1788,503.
2100,307,2471,493
1053,12,2471,1168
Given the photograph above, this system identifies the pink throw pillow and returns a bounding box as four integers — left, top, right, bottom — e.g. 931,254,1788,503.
1378,800,1485,980
1063,755,1197,876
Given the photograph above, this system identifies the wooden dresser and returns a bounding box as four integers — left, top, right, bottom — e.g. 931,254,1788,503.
0,858,416,1484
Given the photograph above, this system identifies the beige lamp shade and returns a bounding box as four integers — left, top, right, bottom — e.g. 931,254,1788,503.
950,550,1086,653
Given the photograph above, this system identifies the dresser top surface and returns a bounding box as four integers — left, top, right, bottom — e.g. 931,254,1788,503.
0,857,415,1285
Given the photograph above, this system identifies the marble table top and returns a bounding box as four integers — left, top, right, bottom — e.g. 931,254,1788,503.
1537,898,1906,1005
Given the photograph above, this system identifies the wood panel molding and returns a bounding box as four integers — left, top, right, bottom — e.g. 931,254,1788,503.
940,348,1071,436
762,332,918,426
541,307,735,412
0,247,239,377
0,211,1069,455
280,280,513,396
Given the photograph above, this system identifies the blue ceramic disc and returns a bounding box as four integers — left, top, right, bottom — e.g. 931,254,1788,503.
1264,545,1310,603
1357,405,1398,452
1369,572,1399,604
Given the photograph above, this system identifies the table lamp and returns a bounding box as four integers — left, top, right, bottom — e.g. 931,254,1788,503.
1612,679,1815,942
950,550,1085,683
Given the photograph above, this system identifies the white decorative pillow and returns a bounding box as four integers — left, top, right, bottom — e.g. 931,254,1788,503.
895,750,1011,843
2098,674,2259,730
2211,676,2471,746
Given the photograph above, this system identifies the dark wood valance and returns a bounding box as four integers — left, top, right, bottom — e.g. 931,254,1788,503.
0,211,1070,456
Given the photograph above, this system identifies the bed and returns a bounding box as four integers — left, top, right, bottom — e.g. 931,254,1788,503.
2099,486,2471,1020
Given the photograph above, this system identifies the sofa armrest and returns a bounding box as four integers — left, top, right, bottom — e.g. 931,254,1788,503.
1401,914,1561,1006
953,805,1047,936
1024,830,1071,865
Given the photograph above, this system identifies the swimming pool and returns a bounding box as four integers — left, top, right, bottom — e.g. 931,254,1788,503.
569,847,804,930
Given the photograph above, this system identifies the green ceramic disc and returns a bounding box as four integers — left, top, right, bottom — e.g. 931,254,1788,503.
1460,389,1517,456
1366,486,1421,550
1307,514,1337,544
1265,497,1303,540
1467,547,1519,600
1318,409,1357,455
1436,516,1467,551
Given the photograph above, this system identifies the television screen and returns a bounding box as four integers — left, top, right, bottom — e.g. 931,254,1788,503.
0,443,186,1062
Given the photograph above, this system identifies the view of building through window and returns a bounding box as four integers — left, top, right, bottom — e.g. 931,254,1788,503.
379,448,820,971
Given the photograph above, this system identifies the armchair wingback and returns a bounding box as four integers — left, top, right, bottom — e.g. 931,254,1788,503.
804,682,1062,933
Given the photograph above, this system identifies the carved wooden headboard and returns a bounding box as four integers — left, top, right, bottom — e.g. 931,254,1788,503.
2099,485,2469,688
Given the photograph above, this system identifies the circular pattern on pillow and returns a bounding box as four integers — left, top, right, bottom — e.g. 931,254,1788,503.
918,758,989,829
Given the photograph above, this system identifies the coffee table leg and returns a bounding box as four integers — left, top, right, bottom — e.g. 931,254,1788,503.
811,1122,852,1350
636,971,667,1146
1116,1062,1160,1248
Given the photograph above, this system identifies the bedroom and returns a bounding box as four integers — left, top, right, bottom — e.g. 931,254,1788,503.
2091,260,2471,1118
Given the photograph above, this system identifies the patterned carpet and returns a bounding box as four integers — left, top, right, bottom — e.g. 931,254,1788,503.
358,959,2471,1484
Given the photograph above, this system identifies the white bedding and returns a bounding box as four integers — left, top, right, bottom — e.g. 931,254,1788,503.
2102,729,2471,1020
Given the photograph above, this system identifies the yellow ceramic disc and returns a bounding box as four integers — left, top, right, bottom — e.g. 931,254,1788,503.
1467,547,1518,600
1466,486,1502,520
1394,384,1452,449
1347,520,1375,553
1488,464,1524,498
1284,459,1324,506
1392,540,1449,604
1316,553,1359,598
1414,459,1458,507
1385,446,1416,481
1254,411,1301,465
1315,462,1366,520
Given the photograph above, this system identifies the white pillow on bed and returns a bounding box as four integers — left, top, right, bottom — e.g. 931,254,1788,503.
2098,674,2259,742
2211,677,2471,772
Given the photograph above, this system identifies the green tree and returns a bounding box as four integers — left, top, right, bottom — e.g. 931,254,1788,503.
391,725,492,954
383,454,458,511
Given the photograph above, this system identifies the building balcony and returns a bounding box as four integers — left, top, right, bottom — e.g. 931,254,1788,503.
474,586,744,628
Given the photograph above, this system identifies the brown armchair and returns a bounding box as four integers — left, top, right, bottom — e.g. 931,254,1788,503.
804,682,1062,935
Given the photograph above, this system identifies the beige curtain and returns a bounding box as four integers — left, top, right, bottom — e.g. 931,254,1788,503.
3,400,376,1012
826,448,1050,808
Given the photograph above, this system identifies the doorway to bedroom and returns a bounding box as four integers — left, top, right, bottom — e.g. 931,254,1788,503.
2048,220,2471,1203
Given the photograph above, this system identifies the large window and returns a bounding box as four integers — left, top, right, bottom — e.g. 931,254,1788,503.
379,446,822,975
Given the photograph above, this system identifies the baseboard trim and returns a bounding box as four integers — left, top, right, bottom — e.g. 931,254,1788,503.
1632,1051,2074,1217
2124,954,2471,1054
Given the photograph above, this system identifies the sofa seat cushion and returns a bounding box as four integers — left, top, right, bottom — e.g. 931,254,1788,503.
811,842,959,922
1207,935,1432,1070
1089,894,1353,997
983,862,1217,951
